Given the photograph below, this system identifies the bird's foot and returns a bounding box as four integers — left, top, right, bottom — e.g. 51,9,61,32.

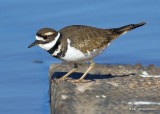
71,79,91,83
54,77,67,83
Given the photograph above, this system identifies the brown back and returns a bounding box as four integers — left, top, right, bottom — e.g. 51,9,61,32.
59,25,119,53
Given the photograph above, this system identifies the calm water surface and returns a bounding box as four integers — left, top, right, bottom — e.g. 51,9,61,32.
0,0,160,114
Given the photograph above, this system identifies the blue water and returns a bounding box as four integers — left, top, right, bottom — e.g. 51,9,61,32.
0,0,160,114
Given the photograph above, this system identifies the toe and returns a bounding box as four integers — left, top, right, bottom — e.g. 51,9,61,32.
72,79,91,83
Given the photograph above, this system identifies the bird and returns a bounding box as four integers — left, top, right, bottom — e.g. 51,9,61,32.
28,22,146,83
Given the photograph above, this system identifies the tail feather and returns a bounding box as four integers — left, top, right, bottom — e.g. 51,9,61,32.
114,22,146,34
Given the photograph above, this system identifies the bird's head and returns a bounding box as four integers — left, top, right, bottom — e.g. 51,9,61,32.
28,28,60,50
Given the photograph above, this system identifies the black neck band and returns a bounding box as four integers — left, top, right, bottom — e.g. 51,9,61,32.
47,33,61,54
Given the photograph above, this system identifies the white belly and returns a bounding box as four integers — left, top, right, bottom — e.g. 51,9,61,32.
60,39,107,62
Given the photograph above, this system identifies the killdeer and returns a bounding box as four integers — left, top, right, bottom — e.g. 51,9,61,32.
28,22,146,83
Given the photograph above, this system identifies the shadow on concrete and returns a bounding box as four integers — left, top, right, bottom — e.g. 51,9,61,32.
51,72,136,81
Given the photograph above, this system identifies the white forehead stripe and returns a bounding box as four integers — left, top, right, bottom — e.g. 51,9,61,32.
38,32,60,50
44,32,54,36
36,36,45,41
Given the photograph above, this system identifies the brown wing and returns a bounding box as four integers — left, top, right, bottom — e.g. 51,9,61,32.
59,25,114,53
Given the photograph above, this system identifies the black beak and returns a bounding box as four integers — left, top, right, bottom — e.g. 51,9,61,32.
28,40,39,48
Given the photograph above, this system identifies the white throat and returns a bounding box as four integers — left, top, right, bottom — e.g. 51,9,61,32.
38,32,60,50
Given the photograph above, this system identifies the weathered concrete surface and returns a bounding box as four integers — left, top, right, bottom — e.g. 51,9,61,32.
49,63,160,114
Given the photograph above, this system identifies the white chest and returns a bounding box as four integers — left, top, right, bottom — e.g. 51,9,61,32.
60,39,108,62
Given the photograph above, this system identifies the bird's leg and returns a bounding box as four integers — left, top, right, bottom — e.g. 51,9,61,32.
74,60,95,83
56,63,78,82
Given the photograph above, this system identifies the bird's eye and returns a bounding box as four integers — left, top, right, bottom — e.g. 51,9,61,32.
43,36,47,39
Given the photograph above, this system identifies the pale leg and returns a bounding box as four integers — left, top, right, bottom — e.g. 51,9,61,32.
74,60,95,83
56,63,78,82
